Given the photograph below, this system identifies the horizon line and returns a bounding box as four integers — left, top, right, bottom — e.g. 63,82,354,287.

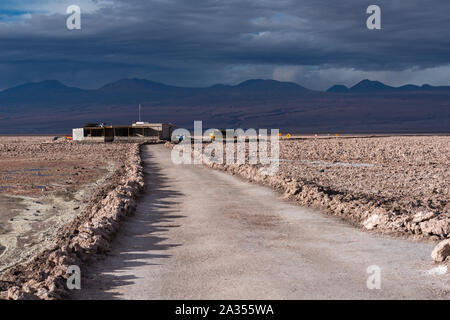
1,77,450,93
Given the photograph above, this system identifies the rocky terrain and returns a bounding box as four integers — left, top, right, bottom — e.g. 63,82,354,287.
169,136,450,264
0,137,144,299
277,136,449,240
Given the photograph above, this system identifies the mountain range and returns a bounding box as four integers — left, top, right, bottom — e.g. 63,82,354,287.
0,78,449,134
327,79,450,93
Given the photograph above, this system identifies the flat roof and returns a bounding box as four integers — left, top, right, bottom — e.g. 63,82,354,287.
82,123,173,129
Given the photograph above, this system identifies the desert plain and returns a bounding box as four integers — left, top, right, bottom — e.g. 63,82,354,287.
279,136,449,238
0,136,133,273
0,134,448,299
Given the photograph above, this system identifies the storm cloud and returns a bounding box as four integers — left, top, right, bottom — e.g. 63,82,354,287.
0,0,450,90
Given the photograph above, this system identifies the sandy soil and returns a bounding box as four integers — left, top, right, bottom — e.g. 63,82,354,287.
0,136,132,274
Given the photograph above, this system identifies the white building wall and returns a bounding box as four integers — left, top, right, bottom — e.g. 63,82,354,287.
72,128,84,141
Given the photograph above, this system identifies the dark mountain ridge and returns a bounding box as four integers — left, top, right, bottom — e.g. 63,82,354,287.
0,78,449,134
2,77,449,107
326,79,450,93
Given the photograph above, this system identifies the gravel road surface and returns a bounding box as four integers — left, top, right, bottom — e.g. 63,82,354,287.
73,145,449,299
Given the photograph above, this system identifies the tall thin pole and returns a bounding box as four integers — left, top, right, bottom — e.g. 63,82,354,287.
139,104,141,122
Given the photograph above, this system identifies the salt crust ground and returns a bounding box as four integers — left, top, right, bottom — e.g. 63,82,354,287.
0,137,145,299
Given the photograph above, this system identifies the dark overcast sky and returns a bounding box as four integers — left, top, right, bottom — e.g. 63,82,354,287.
0,0,450,90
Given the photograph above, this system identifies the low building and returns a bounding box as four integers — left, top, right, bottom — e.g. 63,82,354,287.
73,122,174,142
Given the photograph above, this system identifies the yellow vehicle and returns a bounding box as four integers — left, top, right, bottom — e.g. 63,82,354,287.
208,129,231,141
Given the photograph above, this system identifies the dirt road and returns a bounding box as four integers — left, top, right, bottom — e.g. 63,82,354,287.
73,145,449,299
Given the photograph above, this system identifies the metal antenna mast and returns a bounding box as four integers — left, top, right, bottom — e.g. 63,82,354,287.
139,104,141,122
